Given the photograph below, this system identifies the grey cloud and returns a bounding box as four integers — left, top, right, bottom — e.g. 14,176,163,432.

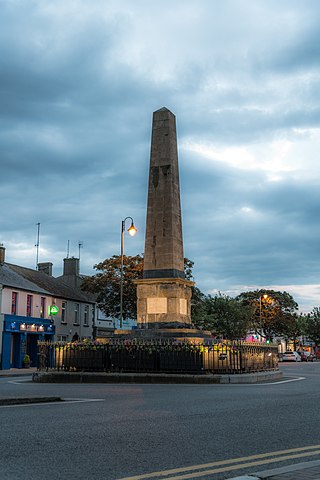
1,0,320,311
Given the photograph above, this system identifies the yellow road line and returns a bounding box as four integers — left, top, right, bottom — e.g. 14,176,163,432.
160,450,320,479
118,444,320,480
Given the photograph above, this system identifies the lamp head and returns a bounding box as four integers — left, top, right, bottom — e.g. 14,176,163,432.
128,222,137,237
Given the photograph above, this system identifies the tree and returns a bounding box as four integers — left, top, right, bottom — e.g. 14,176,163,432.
192,293,254,339
280,313,306,350
236,289,298,341
184,258,194,281
305,308,320,348
191,287,210,328
81,254,143,320
81,254,194,320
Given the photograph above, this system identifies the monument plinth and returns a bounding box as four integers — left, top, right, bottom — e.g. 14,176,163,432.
135,107,209,339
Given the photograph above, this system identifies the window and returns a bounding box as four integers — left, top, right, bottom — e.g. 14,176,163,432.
26,295,33,317
40,297,46,318
74,303,80,325
84,305,89,326
57,335,68,342
61,302,66,323
11,292,18,315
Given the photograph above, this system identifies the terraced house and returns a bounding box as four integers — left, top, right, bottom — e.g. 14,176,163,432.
0,245,96,370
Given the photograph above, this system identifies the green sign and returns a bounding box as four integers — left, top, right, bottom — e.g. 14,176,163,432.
48,305,59,316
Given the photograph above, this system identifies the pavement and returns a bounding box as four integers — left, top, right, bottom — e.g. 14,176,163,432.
0,367,37,377
1,367,320,479
0,366,37,394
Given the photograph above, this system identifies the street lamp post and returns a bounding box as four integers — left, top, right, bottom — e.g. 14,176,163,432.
120,217,137,329
260,293,269,341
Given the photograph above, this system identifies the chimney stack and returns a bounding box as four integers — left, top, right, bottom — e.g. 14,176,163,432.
37,262,53,275
63,257,80,277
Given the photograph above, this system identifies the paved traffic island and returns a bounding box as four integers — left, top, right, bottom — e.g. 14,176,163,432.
32,370,283,384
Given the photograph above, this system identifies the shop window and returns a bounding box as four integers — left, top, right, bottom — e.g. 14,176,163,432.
26,295,33,317
11,292,18,315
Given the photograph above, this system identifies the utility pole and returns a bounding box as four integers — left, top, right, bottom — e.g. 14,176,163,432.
35,222,40,269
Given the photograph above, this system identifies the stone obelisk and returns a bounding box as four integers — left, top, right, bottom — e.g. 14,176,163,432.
136,107,194,330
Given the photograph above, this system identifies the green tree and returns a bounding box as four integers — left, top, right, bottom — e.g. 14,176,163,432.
81,254,144,320
191,288,213,330
280,313,306,350
305,308,320,348
192,293,254,339
82,254,194,320
236,289,298,341
184,258,194,281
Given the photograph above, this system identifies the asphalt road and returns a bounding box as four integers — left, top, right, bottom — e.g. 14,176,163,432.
0,362,319,480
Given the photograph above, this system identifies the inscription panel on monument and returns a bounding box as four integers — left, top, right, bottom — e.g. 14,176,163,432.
180,298,187,315
147,297,167,314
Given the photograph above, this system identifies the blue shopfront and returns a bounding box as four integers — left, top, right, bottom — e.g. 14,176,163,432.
1,314,55,369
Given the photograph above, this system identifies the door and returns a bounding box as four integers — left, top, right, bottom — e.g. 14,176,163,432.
27,334,39,367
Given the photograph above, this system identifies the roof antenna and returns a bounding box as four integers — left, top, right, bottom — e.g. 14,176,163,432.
35,222,40,269
66,240,70,258
78,241,83,260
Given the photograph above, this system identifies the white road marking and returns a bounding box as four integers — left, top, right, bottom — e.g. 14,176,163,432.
255,376,306,385
8,378,33,384
0,398,104,408
119,376,306,386
5,375,306,387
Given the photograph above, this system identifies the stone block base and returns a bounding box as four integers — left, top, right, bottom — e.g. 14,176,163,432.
135,277,194,329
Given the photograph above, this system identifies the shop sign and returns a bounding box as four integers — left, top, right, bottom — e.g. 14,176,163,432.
48,305,59,316
19,323,45,332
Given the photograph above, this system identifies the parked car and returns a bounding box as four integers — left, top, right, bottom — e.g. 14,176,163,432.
282,351,301,362
298,351,315,362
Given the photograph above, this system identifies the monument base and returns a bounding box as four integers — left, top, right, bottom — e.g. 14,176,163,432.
135,277,195,329
114,327,213,342
120,277,212,342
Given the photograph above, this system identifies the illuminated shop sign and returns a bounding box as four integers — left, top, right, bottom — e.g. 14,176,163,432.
48,305,59,316
19,323,45,332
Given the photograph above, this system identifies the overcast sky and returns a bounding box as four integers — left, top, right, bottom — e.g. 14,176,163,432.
1,0,320,312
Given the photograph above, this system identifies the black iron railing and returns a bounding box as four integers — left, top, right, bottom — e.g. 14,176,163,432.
37,340,278,374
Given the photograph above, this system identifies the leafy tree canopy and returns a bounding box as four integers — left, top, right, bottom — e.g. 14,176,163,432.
280,313,306,349
81,254,143,320
236,289,298,340
192,293,254,340
305,307,320,346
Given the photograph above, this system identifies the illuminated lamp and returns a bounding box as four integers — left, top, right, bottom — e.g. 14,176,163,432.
38,325,44,332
